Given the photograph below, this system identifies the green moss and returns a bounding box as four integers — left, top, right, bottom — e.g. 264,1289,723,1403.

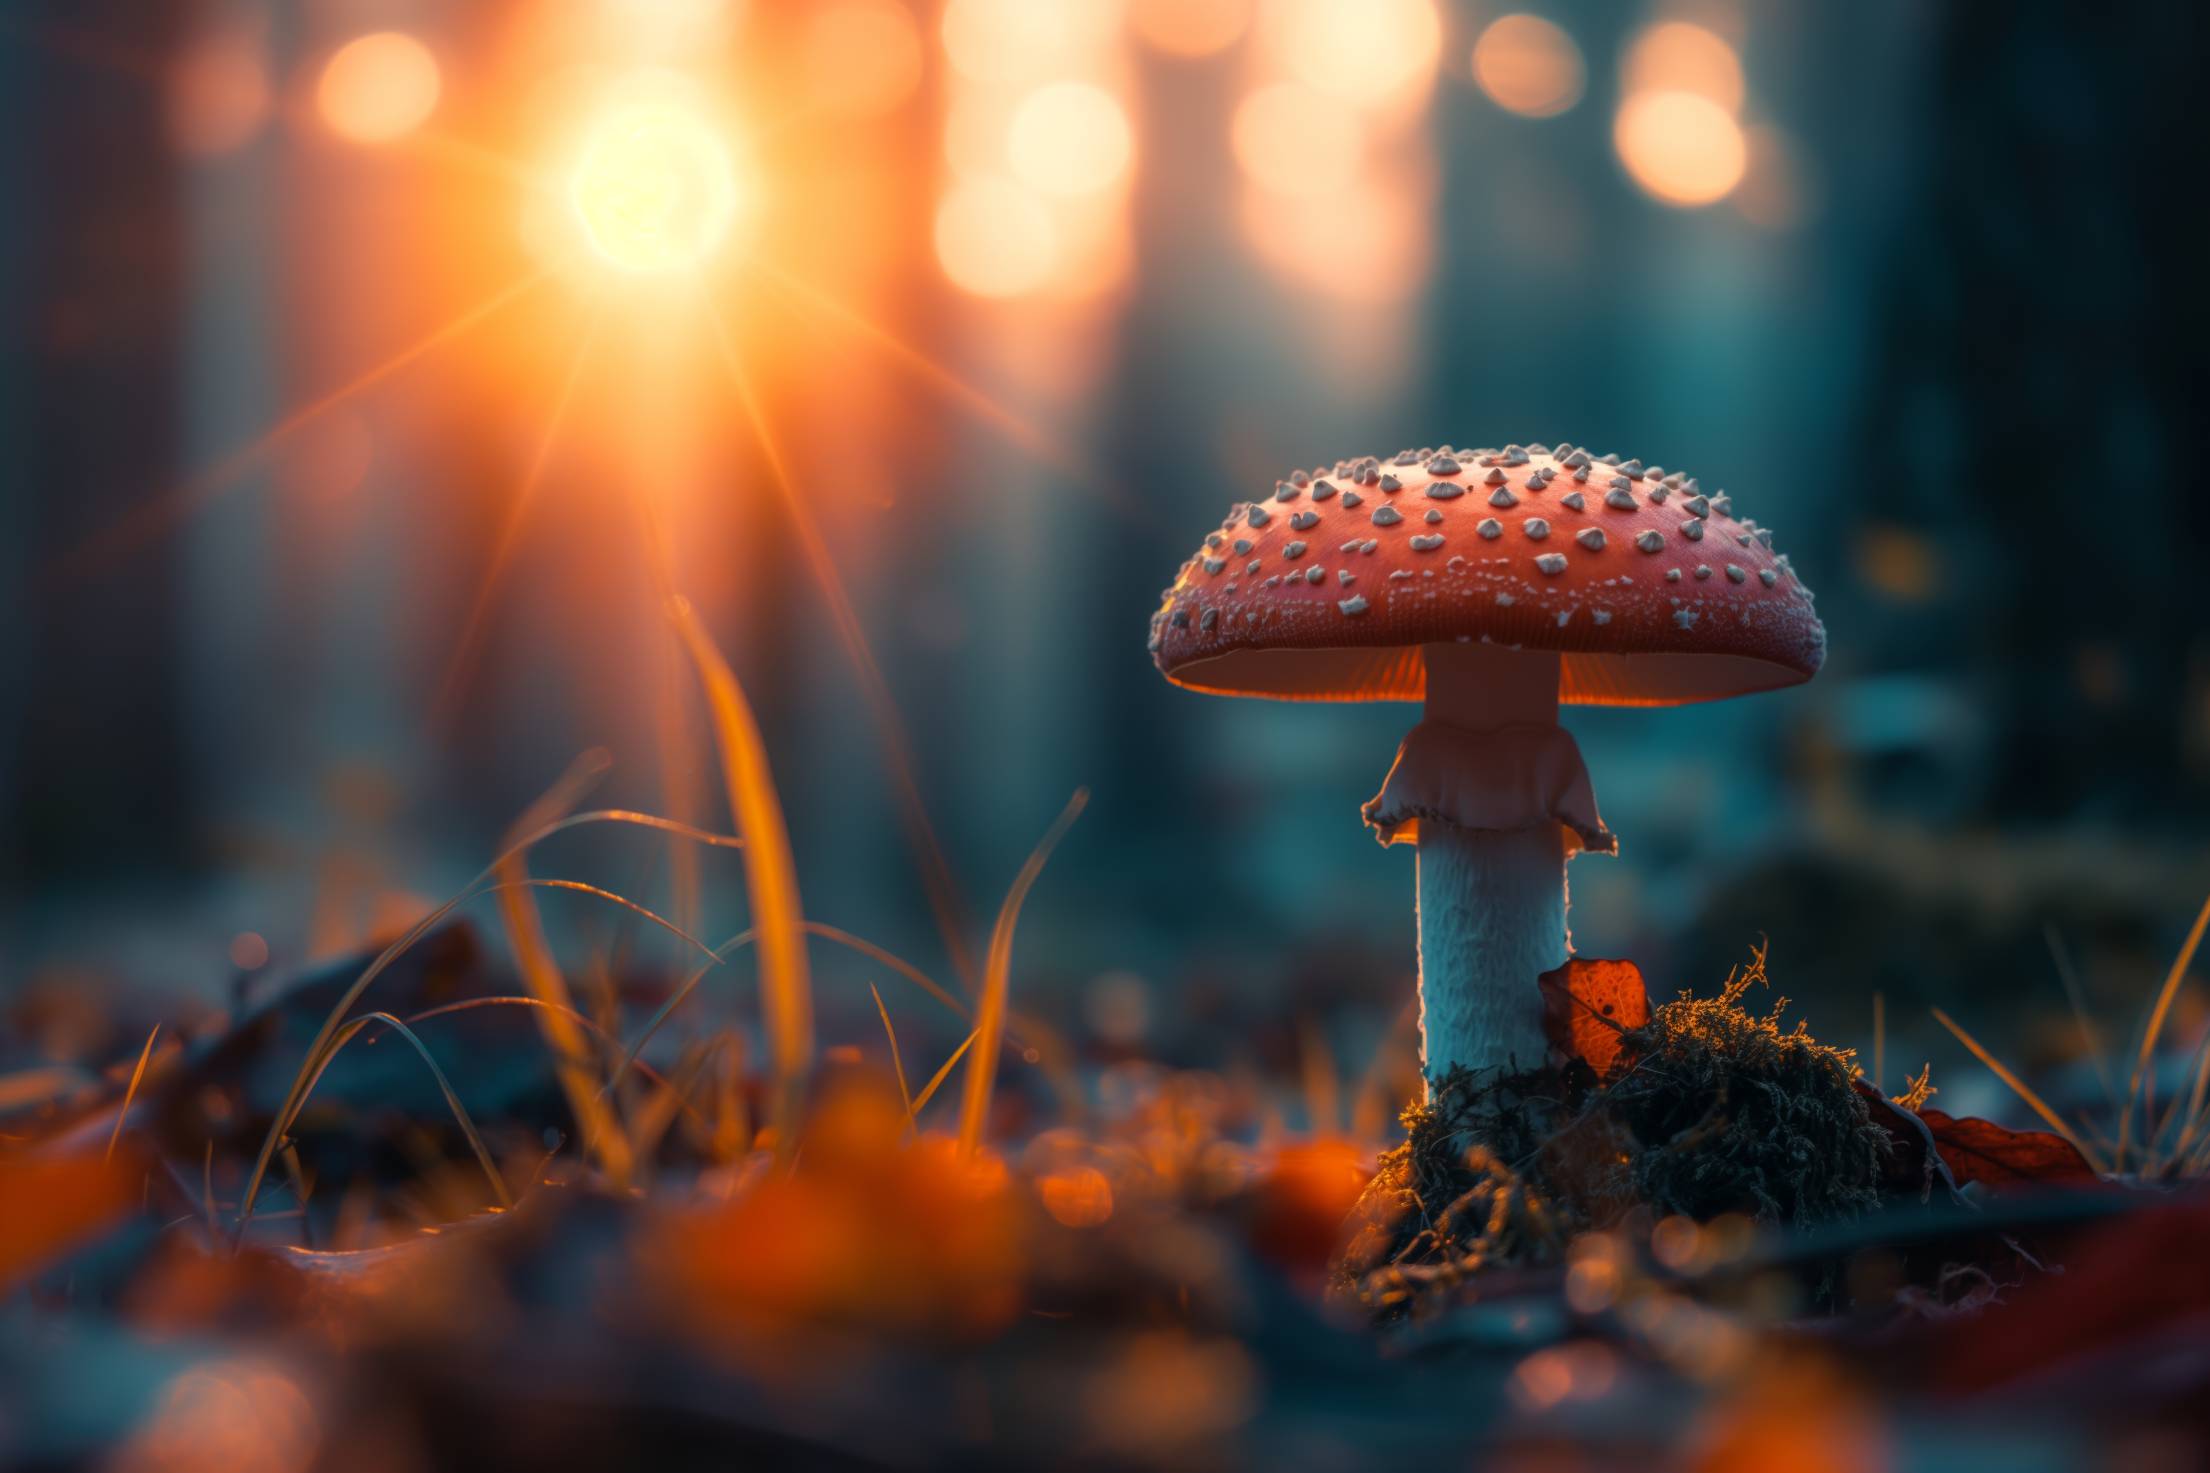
1334,950,1891,1317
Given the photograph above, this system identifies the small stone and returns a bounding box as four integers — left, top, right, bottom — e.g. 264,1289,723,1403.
1305,565,1325,584
1576,528,1606,551
1425,481,1465,499
1525,518,1551,540
1694,564,1712,580
1342,490,1364,508
1339,569,1356,586
1759,568,1778,586
1372,505,1404,526
1234,539,1253,555
1290,510,1320,530
1560,491,1587,511
1635,530,1664,553
1477,518,1503,539
1606,487,1638,510
1275,483,1301,502
1284,541,1308,560
1200,607,1218,631
1203,557,1226,574
1666,568,1682,582
1489,487,1520,508
1410,533,1444,551
1424,508,1443,524
1311,479,1337,500
1247,505,1271,528
1379,474,1402,492
1535,553,1568,576
1674,608,1699,629
1339,594,1369,616
1726,564,1746,583
1681,519,1705,541
1427,455,1461,476
1485,468,1509,485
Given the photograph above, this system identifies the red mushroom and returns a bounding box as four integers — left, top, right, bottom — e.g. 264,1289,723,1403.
1150,443,1823,1086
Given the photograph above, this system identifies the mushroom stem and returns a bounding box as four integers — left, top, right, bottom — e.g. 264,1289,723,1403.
1414,644,1567,1085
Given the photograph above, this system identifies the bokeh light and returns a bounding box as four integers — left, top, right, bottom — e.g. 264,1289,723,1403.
1128,0,1251,58
1735,123,1820,229
568,100,741,273
1621,20,1745,113
801,0,923,119
168,32,270,157
941,0,1112,84
1232,82,1362,198
1614,90,1747,206
1264,0,1441,104
316,32,441,146
1238,166,1430,306
1008,83,1134,197
935,178,1059,298
1470,15,1585,119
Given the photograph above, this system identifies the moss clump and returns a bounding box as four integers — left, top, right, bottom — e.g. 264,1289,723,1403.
1608,952,1887,1225
1334,949,1890,1317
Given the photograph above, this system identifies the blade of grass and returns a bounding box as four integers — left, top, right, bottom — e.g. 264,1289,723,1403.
958,790,1087,1157
603,920,970,1099
403,996,698,1123
235,808,743,1237
2044,922,2117,1108
105,1025,159,1164
668,595,813,1153
1932,1006,2109,1175
2120,890,2210,1170
628,1037,725,1170
912,1029,980,1121
496,751,633,1189
871,984,914,1124
289,1012,512,1210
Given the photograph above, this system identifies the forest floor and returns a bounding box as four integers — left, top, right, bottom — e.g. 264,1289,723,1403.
3,924,2206,1472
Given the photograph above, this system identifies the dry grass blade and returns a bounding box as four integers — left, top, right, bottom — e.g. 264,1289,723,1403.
497,750,634,1189
2044,922,2118,1107
871,984,915,1123
603,920,969,1101
2119,890,2210,1167
1932,1006,2110,1175
912,1029,980,1121
958,790,1087,1157
235,808,740,1237
404,996,698,1122
703,300,981,998
105,1025,159,1164
291,1012,512,1210
669,595,813,1151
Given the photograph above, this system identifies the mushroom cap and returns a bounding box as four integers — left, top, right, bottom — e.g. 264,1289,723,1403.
1148,442,1824,706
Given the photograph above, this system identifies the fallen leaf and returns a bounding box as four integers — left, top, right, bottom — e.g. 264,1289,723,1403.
1538,958,1650,1079
1916,1108,2099,1190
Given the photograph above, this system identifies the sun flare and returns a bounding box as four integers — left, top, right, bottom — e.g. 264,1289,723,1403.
568,99,741,274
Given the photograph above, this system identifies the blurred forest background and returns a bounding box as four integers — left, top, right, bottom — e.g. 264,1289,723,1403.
3,0,2207,1121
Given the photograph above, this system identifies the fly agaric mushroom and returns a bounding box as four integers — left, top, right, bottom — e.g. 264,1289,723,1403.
1149,443,1823,1086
